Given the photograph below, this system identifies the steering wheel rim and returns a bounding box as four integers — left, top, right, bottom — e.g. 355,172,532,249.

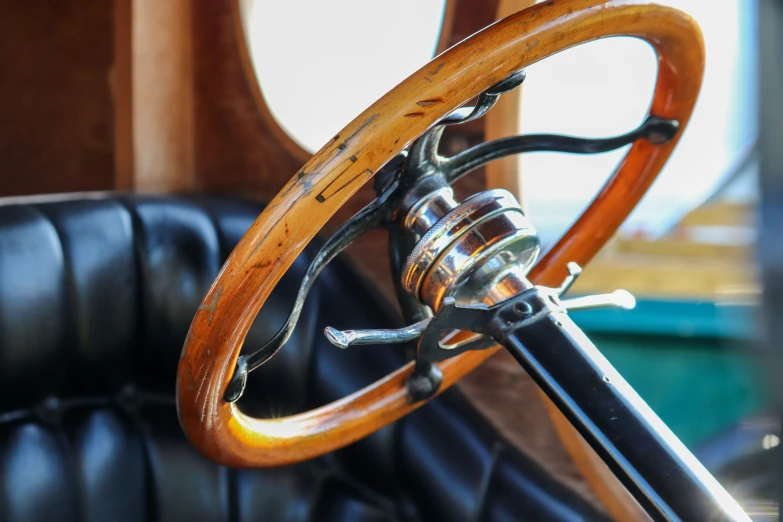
177,0,704,468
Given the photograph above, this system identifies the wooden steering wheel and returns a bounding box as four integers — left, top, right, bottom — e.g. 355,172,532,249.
177,0,704,470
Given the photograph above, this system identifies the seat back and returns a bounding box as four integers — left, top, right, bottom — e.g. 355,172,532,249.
0,195,606,521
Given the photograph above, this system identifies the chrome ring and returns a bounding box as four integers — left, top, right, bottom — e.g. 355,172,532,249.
401,189,523,298
419,210,538,310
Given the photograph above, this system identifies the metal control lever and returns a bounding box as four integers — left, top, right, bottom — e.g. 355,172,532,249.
561,290,636,311
323,262,636,350
557,262,583,295
555,261,636,311
324,319,430,349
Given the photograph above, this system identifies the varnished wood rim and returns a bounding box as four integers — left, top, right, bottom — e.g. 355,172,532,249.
177,0,705,468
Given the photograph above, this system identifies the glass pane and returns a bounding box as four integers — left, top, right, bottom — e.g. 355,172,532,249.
241,0,446,152
520,0,756,245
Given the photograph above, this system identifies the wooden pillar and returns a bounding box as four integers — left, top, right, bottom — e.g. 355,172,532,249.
114,0,134,191
484,0,528,203
115,0,196,193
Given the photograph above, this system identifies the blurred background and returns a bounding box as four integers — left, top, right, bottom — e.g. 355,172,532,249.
0,0,776,520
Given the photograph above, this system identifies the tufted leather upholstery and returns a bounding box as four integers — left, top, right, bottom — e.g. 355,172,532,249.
0,195,607,521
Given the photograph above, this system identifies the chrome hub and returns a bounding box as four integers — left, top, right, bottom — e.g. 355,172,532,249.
401,188,540,311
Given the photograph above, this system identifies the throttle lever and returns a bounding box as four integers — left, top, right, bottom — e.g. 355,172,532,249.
560,290,636,311
324,319,430,349
323,262,637,350
554,261,636,311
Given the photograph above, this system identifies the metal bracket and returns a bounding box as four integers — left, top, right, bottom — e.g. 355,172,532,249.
224,65,660,404
323,260,636,402
404,263,636,401
405,287,561,401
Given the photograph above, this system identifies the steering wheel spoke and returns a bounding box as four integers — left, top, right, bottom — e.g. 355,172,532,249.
444,115,680,183
178,0,706,475
174,4,758,517
222,64,679,405
223,153,406,402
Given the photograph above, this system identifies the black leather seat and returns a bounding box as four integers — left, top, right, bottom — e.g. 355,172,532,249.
0,195,607,521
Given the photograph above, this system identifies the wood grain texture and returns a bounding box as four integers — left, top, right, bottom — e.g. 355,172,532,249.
177,0,705,468
131,0,195,193
198,0,488,308
113,0,134,192
0,0,115,197
191,0,306,200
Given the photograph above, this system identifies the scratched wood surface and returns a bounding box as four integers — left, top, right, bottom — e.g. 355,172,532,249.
177,0,705,468
209,0,494,309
